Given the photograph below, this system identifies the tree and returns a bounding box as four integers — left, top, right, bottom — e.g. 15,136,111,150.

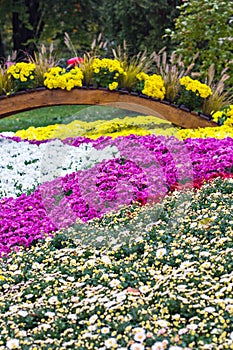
165,0,233,83
0,0,101,60
97,0,182,55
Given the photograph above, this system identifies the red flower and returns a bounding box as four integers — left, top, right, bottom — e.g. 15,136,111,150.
67,57,84,66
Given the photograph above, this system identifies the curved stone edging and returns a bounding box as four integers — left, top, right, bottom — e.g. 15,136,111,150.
0,87,218,129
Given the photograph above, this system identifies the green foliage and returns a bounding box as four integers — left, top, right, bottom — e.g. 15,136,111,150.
165,0,233,85
0,0,101,59
98,0,182,55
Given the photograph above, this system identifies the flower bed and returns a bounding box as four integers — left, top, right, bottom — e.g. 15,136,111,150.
0,107,232,349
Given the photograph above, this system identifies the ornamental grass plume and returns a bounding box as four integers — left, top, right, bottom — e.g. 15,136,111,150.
202,64,233,115
0,66,13,95
112,40,154,91
27,43,57,86
153,48,199,101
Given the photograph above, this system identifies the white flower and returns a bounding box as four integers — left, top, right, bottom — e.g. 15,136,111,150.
178,328,188,335
156,248,167,259
132,327,146,335
130,344,145,350
0,138,119,198
18,310,28,317
48,296,58,304
187,324,198,331
109,279,121,288
67,313,77,320
204,307,216,313
169,347,183,350
9,305,18,312
134,332,146,342
139,285,150,294
32,262,43,269
101,255,112,264
225,304,233,314
17,330,27,337
71,296,79,303
89,314,98,324
38,323,51,331
176,284,187,292
44,311,55,318
101,327,110,334
104,337,117,348
151,342,165,350
6,338,20,349
157,319,168,328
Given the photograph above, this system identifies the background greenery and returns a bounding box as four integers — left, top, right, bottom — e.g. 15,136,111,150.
0,0,182,60
0,0,232,86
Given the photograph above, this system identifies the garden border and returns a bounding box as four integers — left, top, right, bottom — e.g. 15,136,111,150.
0,87,217,129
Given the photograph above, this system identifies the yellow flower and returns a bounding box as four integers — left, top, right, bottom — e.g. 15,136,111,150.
179,76,212,98
142,74,165,100
108,82,118,90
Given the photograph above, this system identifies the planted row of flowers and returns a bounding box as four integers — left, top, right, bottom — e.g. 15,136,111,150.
2,58,226,116
0,131,233,257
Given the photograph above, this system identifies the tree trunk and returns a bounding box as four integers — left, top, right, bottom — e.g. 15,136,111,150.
12,0,44,60
0,31,5,59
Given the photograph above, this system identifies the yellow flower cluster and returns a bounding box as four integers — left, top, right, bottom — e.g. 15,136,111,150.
7,62,36,82
179,76,212,98
177,125,233,139
136,72,149,81
212,105,233,127
108,82,119,91
137,73,165,100
15,115,177,140
44,66,83,91
91,58,124,90
91,58,124,75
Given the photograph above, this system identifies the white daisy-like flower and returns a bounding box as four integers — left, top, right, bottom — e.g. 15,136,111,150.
204,307,216,313
156,248,167,259
6,338,20,349
18,310,28,317
139,285,150,294
132,327,146,335
101,327,110,334
101,255,112,264
67,313,77,320
151,342,165,350
89,314,98,324
104,337,117,348
134,332,146,342
130,343,145,350
48,296,58,304
157,319,168,328
109,279,121,288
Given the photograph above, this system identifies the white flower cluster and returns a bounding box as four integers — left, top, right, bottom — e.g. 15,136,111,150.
0,137,119,198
